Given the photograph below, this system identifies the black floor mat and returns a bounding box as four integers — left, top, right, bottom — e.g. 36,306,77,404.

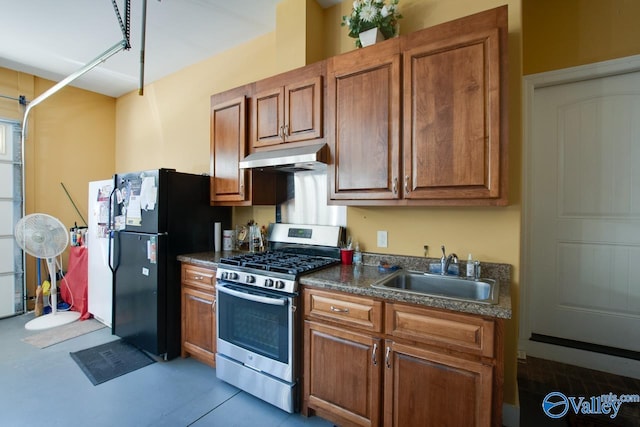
70,339,156,385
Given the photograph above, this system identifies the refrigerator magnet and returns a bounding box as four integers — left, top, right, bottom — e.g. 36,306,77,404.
148,236,157,264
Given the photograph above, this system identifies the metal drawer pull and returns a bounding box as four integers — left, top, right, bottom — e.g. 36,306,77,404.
372,343,378,366
189,296,211,305
193,275,204,280
330,305,349,314
404,176,410,194
385,346,391,368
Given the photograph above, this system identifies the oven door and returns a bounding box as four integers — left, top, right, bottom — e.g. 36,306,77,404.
216,282,295,382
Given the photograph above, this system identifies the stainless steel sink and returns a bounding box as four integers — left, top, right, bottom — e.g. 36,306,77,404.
371,270,499,305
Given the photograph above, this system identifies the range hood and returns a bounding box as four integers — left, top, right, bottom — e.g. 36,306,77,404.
239,143,328,172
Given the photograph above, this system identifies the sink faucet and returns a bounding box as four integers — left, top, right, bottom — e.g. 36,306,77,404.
440,245,458,276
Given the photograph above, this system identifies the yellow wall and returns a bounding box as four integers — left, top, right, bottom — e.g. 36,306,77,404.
523,0,640,75
115,32,277,175
0,67,115,300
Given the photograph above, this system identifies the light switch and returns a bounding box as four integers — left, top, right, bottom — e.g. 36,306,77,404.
377,230,388,248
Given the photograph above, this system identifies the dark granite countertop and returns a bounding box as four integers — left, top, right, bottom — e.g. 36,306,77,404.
177,251,512,319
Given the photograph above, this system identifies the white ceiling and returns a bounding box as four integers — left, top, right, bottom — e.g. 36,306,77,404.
0,0,341,98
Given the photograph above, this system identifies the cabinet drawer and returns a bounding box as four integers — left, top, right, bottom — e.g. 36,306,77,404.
181,264,216,292
385,302,494,358
304,288,382,333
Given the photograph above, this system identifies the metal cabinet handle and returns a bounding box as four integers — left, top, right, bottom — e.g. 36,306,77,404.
330,305,349,314
189,295,211,305
372,343,378,366
393,177,398,194
283,124,289,140
279,125,285,140
385,346,391,368
404,176,410,194
212,298,216,313
193,275,204,280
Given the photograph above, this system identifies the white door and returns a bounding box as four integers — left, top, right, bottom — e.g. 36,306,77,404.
87,179,114,327
0,120,21,318
523,57,640,375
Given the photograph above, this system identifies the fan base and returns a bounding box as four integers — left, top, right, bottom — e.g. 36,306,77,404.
25,310,81,331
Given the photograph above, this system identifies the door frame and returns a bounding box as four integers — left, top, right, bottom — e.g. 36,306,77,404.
521,54,640,378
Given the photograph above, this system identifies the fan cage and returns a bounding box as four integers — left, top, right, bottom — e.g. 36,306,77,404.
14,213,69,259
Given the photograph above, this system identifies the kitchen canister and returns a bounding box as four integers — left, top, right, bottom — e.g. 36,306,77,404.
222,229,234,251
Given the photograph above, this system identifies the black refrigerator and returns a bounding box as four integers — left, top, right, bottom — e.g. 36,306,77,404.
110,168,230,360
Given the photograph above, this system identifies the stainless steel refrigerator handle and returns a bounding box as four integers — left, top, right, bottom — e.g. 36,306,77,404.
216,284,287,306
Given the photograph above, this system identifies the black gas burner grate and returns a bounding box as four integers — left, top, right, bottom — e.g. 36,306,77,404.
219,251,338,276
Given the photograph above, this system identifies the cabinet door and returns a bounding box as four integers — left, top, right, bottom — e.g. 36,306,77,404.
211,95,248,203
252,87,285,147
252,76,323,147
181,286,216,367
327,40,401,201
403,26,504,203
383,340,493,427
284,76,322,143
304,321,382,427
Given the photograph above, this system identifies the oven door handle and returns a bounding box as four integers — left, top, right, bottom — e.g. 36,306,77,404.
216,283,288,306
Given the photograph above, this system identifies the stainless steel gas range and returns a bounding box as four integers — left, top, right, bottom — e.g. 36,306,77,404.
215,223,343,413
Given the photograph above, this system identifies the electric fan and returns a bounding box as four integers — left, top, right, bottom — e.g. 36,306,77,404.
14,213,81,330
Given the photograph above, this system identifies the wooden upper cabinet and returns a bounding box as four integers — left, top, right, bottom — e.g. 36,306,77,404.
402,6,508,205
252,71,323,148
327,39,401,201
210,87,288,206
210,94,248,203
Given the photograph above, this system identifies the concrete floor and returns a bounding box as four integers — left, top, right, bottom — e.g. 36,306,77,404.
0,313,332,427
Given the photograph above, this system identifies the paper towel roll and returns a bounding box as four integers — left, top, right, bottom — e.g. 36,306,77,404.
214,222,222,252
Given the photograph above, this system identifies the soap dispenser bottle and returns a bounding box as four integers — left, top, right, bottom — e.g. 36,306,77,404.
353,242,363,265
466,253,475,278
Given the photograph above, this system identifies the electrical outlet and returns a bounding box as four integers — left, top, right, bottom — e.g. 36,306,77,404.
517,350,527,360
377,230,388,248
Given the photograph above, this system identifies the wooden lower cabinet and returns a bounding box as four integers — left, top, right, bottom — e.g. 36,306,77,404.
181,263,217,367
383,340,493,427
302,288,502,427
303,321,382,427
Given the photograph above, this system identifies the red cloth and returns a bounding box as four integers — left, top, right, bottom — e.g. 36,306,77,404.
60,246,90,320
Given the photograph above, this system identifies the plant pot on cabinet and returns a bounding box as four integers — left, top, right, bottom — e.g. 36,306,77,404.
359,27,384,47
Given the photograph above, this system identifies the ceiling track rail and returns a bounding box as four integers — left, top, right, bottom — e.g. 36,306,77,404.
111,0,132,49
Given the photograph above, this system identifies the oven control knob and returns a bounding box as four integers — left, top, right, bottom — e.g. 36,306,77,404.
275,280,285,289
245,275,256,284
264,278,274,287
228,272,239,281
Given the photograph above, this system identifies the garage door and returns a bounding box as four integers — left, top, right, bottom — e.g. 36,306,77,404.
0,119,22,318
